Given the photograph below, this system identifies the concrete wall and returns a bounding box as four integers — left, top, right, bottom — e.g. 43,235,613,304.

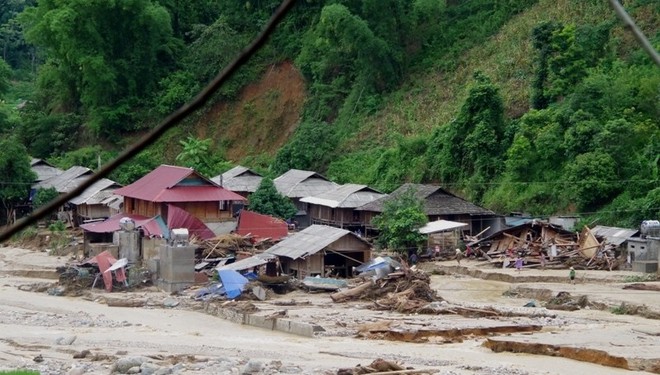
87,243,119,259
628,238,658,261
157,244,195,293
203,303,317,337
142,237,166,262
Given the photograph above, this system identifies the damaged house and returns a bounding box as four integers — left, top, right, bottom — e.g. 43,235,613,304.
265,225,371,278
221,224,371,279
80,165,246,259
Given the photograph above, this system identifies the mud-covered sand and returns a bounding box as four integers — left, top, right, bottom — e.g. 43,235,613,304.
1,247,659,374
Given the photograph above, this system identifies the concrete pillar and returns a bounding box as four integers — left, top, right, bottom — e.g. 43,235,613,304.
117,230,140,263
157,244,195,293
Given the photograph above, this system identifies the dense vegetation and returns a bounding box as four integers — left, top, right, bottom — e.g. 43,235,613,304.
0,0,658,228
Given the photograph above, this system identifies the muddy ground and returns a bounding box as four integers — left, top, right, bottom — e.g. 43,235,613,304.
1,246,659,375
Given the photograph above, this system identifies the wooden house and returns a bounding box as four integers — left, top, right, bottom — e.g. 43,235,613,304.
273,169,339,228
30,158,63,184
33,165,121,226
264,224,372,278
211,165,263,198
69,178,122,224
113,165,246,223
357,183,503,238
300,184,385,231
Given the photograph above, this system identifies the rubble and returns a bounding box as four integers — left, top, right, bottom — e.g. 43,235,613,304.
335,358,433,375
470,222,623,271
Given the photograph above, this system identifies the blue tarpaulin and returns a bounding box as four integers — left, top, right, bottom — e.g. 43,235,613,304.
218,269,249,299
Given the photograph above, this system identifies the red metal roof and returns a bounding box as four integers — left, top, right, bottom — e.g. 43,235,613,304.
236,210,288,241
113,165,246,202
80,213,166,237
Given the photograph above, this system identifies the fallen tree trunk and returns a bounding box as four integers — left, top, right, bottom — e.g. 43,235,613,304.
331,281,373,302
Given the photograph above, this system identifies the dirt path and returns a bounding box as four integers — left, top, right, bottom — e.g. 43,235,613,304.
1,247,659,374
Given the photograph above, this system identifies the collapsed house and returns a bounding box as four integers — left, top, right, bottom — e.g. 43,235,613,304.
470,220,645,270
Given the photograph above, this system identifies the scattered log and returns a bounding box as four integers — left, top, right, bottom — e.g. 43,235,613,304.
331,281,373,303
623,283,660,291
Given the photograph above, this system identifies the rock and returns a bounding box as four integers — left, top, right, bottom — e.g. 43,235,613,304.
279,365,303,373
126,367,141,374
33,354,44,362
56,335,77,345
163,298,180,308
241,359,263,374
113,356,150,373
154,368,172,375
140,362,161,375
73,349,91,359
47,286,67,296
67,367,85,375
116,350,128,355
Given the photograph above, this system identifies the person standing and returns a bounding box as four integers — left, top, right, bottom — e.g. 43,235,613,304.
455,248,463,265
569,267,576,284
515,256,523,272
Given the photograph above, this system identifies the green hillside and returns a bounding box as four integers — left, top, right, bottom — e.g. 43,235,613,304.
0,0,658,228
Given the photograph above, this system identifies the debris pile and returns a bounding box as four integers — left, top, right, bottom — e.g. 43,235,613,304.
471,222,623,271
330,261,442,314
336,358,433,375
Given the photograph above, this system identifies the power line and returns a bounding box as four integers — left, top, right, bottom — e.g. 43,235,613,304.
0,0,296,243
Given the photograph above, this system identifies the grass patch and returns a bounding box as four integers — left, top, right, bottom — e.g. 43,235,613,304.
0,370,40,375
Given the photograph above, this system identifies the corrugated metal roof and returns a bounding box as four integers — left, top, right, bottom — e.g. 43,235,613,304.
69,179,121,205
419,220,468,234
35,166,92,193
236,210,288,241
357,183,495,216
114,165,246,202
212,166,263,193
265,224,354,259
30,159,63,183
274,169,338,198
216,253,276,272
102,194,123,210
591,225,639,246
300,184,385,208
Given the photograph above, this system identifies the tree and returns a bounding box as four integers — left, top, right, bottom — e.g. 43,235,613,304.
0,137,36,224
429,72,506,198
565,151,619,210
372,187,427,254
271,121,338,175
175,136,218,178
19,0,174,134
296,3,400,120
33,186,57,211
248,177,297,221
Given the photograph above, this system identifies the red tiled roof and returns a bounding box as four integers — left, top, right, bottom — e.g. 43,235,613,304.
236,210,288,241
113,165,246,202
